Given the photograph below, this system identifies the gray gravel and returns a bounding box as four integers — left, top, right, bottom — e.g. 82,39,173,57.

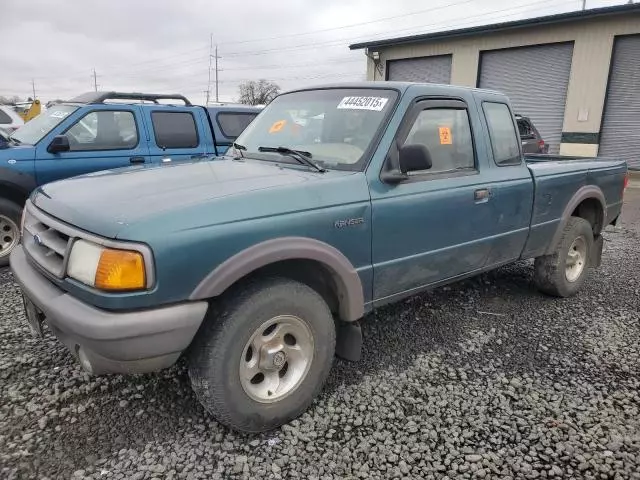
2,187,640,480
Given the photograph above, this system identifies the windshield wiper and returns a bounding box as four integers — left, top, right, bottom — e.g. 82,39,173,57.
258,146,326,173
232,142,246,158
8,135,21,145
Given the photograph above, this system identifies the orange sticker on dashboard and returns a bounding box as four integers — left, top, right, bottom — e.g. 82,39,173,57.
269,120,287,133
439,127,452,145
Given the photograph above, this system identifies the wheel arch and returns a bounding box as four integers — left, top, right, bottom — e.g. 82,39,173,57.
546,185,606,255
189,237,365,322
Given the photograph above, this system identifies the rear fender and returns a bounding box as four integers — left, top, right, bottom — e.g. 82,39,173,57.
545,185,606,255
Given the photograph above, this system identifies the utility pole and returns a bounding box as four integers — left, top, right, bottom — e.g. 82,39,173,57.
92,68,99,92
206,34,213,106
214,45,221,103
31,79,36,99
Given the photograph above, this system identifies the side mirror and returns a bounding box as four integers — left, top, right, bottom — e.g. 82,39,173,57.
47,135,70,154
399,143,432,174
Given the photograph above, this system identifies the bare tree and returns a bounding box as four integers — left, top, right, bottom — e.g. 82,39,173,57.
0,95,22,105
238,80,280,105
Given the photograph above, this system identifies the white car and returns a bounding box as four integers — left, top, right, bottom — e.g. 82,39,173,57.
0,105,24,133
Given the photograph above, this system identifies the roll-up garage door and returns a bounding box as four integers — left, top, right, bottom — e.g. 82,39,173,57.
387,55,452,84
599,35,640,170
479,43,574,154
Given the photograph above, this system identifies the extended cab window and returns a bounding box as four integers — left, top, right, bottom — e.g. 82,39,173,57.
217,112,258,139
483,102,521,166
151,111,199,149
66,110,138,151
403,108,475,174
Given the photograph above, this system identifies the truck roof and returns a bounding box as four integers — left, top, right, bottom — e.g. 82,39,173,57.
282,81,508,98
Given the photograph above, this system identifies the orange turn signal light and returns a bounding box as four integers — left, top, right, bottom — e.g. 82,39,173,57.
95,249,146,291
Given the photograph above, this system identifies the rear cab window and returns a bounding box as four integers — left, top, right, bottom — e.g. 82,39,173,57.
151,111,199,149
483,102,521,166
517,118,535,138
216,112,258,139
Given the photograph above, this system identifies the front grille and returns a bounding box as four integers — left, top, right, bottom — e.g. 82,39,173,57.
22,203,73,278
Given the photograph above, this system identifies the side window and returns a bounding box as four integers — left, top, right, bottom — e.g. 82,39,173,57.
151,112,199,149
216,112,258,139
517,119,532,138
403,108,475,174
65,111,138,151
0,109,13,124
483,103,521,166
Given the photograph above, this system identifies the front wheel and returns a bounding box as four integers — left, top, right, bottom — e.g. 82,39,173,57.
0,198,22,268
534,216,594,297
188,277,336,432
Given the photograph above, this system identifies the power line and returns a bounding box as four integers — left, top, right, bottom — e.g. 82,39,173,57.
216,0,476,46
222,0,581,58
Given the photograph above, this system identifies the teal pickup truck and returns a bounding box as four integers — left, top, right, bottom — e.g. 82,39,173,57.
11,82,628,432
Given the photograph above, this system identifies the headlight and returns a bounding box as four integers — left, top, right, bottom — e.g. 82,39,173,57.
67,239,146,291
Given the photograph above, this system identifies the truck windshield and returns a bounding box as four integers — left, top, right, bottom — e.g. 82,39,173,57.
10,105,78,145
232,88,398,171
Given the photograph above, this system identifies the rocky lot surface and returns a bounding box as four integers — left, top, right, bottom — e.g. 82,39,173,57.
1,187,639,480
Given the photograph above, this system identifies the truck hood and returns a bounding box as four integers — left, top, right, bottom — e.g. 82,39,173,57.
32,158,356,238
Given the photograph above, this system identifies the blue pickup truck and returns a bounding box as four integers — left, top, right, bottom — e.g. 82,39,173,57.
0,92,260,265
11,82,627,432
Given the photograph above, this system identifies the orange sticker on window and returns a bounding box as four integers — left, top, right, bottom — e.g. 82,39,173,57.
269,120,287,133
439,126,452,145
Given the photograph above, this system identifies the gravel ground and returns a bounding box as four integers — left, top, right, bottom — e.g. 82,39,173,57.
1,187,639,480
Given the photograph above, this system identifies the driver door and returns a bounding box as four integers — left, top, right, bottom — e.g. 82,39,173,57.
35,105,149,185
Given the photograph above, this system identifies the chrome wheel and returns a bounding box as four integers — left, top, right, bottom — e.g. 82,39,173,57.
240,315,314,403
0,214,19,259
565,235,587,282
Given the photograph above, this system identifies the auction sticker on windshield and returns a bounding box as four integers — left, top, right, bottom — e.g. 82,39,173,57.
337,96,388,111
50,111,70,119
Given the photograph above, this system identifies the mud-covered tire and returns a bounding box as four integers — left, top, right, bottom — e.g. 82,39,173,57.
534,216,594,298
0,198,22,268
188,277,336,433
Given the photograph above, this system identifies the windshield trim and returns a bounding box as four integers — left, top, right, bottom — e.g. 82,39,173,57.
233,86,401,172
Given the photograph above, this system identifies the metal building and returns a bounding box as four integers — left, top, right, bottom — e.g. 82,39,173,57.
350,3,640,167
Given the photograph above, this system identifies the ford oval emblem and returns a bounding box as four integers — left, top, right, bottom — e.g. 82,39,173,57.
8,159,16,165
33,234,42,246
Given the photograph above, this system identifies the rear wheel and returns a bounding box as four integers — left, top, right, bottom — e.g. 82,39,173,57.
534,216,594,297
0,198,22,267
188,277,336,432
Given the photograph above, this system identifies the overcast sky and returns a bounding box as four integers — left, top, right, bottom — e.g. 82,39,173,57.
1,0,622,104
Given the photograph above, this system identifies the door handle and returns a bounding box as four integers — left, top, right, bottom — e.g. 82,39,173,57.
474,188,492,203
129,156,146,164
190,153,207,159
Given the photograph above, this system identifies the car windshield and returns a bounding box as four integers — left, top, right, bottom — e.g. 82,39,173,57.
10,105,78,145
232,88,398,171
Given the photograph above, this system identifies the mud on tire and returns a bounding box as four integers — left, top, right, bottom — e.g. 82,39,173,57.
188,277,336,433
534,216,594,298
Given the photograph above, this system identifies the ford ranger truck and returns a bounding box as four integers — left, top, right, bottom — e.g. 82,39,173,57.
10,82,627,432
0,92,260,266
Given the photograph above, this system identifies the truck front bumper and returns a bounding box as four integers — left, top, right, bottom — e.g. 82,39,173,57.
10,245,208,375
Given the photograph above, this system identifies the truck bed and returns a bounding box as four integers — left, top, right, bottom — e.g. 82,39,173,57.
521,154,627,258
